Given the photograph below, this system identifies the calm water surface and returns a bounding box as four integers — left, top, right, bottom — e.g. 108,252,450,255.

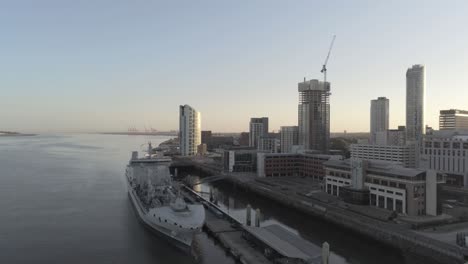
0,134,232,264
0,134,432,264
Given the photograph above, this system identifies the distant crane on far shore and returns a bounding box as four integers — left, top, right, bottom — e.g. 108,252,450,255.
321,35,336,84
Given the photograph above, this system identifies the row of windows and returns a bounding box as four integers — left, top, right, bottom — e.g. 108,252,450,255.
370,194,404,214
428,156,466,173
327,178,347,184
425,141,468,149
425,149,467,157
366,178,406,189
369,186,403,196
328,171,351,179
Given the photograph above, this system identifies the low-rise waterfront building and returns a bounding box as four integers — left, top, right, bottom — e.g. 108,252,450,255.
323,159,444,216
421,129,468,186
223,147,257,173
257,151,342,180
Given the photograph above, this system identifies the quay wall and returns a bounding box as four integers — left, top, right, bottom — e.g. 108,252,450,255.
173,161,468,264
224,175,466,264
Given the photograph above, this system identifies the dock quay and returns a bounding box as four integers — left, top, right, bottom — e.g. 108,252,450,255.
182,186,326,264
172,159,468,263
222,173,468,264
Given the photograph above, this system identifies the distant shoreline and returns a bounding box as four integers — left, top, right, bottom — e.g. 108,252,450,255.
98,132,178,137
0,132,37,137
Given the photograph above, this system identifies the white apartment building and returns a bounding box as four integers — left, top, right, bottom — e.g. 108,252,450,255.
280,126,298,153
421,130,468,186
249,117,269,148
406,64,425,142
406,64,425,167
258,135,279,153
370,97,389,144
351,143,416,168
179,104,201,156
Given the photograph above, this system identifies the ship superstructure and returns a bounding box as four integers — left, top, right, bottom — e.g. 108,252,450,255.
126,143,205,251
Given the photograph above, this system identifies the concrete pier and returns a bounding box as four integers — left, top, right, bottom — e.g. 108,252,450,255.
182,185,323,264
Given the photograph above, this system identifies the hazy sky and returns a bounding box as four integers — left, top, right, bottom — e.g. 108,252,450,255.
1,1,468,133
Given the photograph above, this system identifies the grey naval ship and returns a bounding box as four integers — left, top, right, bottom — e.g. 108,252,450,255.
126,143,205,252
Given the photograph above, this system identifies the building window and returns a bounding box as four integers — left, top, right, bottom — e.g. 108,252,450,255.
332,185,338,196
396,200,403,213
378,196,385,209
387,197,394,211
370,194,377,206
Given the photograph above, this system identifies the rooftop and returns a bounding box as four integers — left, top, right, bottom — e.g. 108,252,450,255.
244,224,321,262
324,159,425,178
262,152,342,160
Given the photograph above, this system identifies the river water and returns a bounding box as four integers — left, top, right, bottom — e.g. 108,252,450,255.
0,134,430,264
0,134,232,264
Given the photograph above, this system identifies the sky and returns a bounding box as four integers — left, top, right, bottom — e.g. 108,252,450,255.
1,0,468,133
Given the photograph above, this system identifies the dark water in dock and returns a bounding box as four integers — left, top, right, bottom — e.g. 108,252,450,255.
193,177,436,264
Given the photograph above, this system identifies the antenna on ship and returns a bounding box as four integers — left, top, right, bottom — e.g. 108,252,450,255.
147,141,153,156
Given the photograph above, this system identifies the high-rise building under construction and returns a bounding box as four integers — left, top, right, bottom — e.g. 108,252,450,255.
298,79,330,153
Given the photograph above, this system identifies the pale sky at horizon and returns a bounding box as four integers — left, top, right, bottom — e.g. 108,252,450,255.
1,1,468,133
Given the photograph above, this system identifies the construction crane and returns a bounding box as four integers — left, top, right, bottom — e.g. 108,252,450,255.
321,35,336,84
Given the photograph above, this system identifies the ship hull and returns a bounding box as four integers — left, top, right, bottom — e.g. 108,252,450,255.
127,189,192,253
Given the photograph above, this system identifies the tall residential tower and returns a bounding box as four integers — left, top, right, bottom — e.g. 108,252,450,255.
406,65,425,142
370,97,389,144
249,117,269,148
406,64,425,168
179,105,201,156
298,79,330,153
